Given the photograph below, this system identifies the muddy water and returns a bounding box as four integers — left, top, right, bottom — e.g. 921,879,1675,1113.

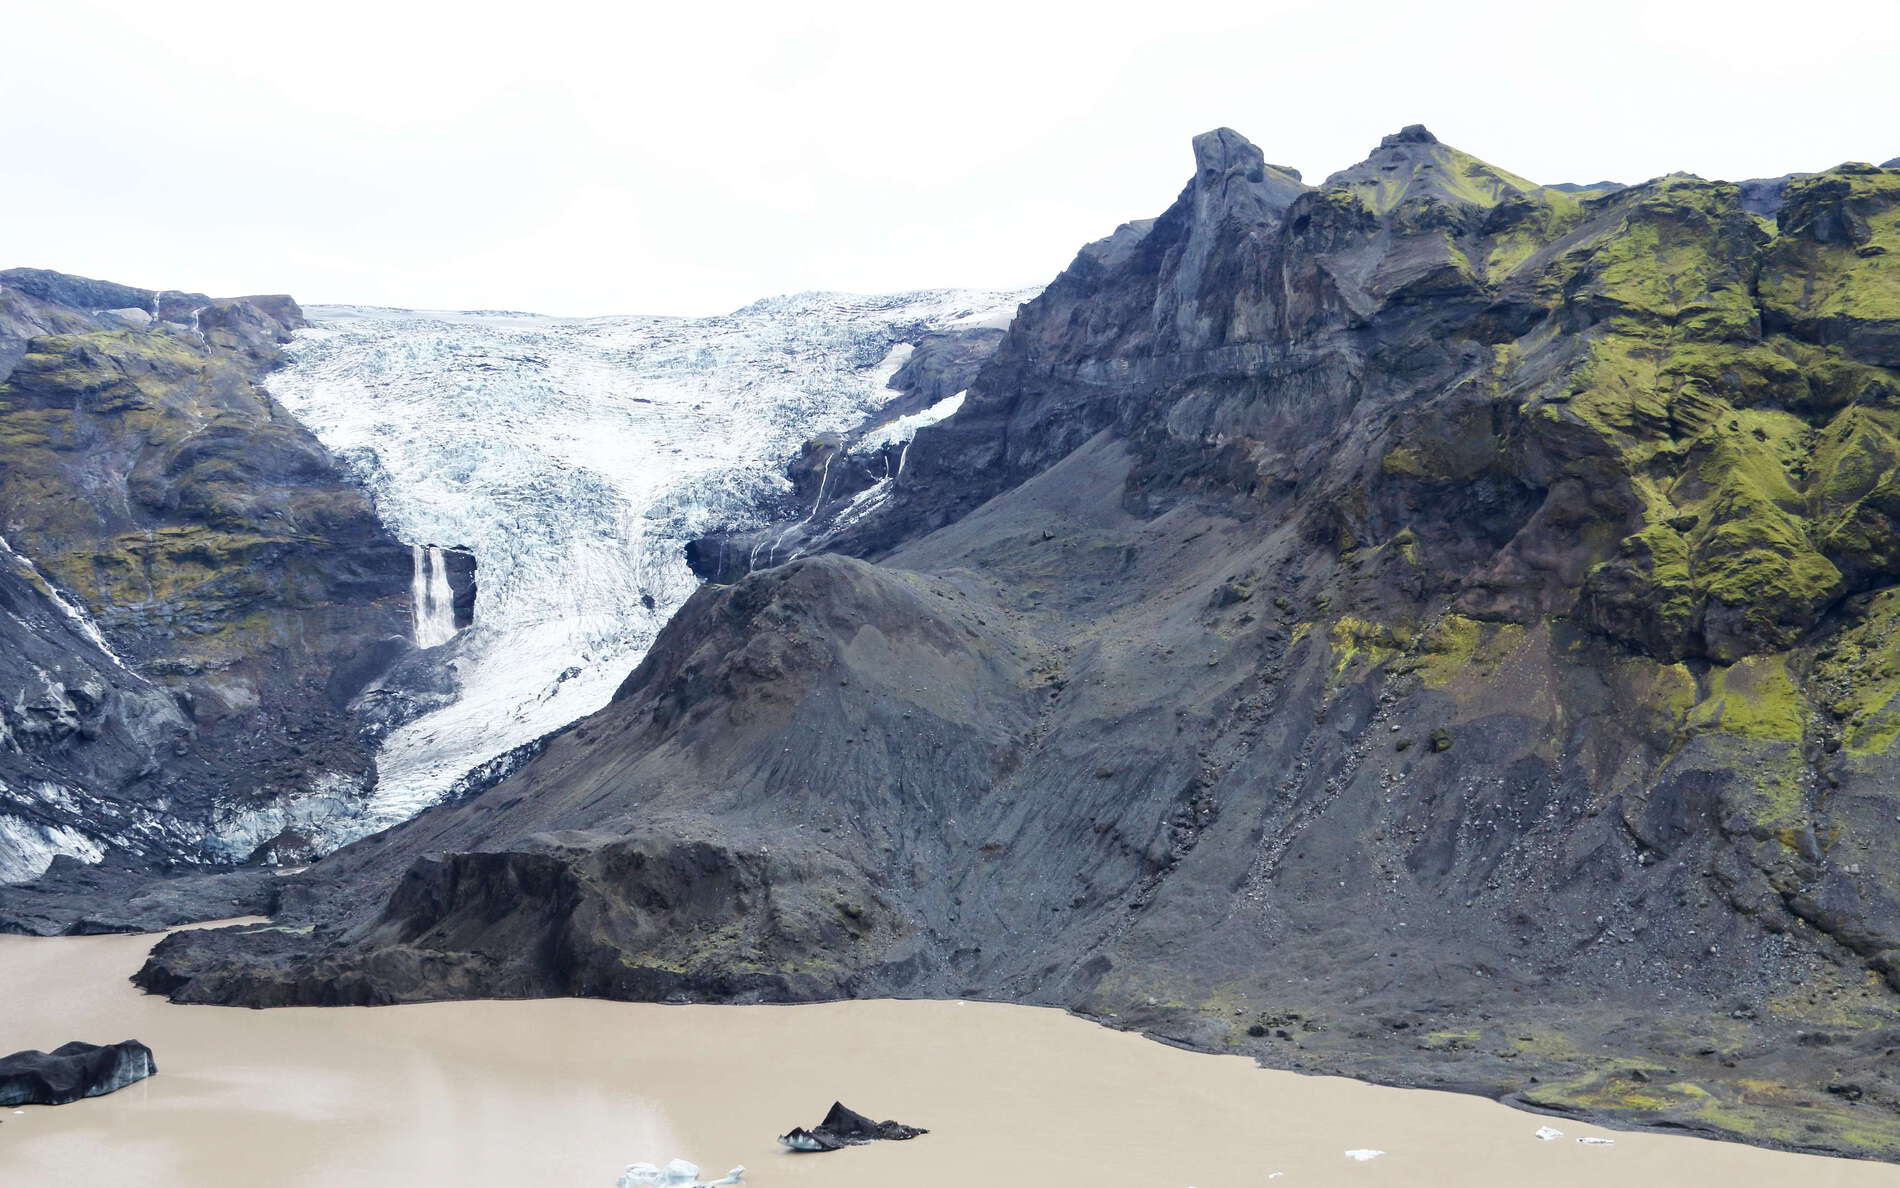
2,926,1897,1187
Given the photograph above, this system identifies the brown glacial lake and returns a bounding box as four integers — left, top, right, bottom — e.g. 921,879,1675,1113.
3,924,1898,1186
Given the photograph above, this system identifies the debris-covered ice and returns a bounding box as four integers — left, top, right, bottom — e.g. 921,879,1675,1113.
777,1101,928,1152
614,1159,743,1186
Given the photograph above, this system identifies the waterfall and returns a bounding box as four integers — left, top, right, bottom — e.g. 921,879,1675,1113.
0,533,139,676
411,545,459,648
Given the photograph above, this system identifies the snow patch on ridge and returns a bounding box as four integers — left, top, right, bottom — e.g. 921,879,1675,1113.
269,289,1034,835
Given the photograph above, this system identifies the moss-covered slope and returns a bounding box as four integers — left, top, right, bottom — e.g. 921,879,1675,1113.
0,270,412,881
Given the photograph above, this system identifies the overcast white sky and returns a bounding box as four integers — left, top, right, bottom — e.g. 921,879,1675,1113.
5,0,1895,316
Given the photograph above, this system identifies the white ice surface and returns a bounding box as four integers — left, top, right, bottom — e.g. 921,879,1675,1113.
856,389,967,454
0,813,105,882
616,1159,743,1186
269,289,1035,834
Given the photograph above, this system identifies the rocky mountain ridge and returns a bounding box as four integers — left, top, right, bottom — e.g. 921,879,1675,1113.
103,128,1900,1158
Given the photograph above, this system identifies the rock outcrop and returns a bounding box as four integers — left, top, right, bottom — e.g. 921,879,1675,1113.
0,1040,156,1106
0,269,415,887
138,137,1900,1159
0,857,275,936
778,1102,927,1152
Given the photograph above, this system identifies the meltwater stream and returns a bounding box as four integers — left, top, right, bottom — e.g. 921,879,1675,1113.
267,290,1034,834
409,545,459,649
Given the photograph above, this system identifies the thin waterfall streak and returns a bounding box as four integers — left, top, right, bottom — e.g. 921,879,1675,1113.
412,544,459,648
781,453,834,564
809,453,833,515
0,533,140,677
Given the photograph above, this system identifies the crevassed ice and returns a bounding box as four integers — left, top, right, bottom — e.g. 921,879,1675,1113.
269,289,1035,834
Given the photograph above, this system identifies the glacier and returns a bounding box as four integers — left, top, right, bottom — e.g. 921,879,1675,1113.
267,289,1034,835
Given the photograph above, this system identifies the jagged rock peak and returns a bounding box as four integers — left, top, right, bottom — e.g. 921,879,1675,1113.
1191,127,1268,182
1190,128,1305,187
1325,124,1539,213
1185,127,1309,218
1380,123,1440,147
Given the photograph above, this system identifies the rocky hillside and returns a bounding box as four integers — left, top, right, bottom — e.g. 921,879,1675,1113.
142,131,1900,1159
0,270,417,890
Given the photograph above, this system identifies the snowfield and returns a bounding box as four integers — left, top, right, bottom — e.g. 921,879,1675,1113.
268,289,1033,835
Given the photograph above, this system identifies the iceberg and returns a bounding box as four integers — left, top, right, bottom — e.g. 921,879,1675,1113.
615,1159,743,1187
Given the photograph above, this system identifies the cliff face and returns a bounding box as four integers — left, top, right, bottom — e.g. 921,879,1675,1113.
143,136,1900,1158
0,270,414,885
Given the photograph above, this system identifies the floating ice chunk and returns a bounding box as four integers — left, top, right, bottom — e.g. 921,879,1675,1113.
1577,1136,1615,1146
1343,1149,1385,1161
615,1159,743,1186
1534,1126,1564,1141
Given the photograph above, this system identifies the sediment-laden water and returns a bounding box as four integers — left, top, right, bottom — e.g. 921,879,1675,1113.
2,927,1895,1186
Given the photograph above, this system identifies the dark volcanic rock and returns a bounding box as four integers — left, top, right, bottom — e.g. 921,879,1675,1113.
0,858,274,936
1736,172,1805,219
0,1040,156,1106
778,1102,927,1152
138,132,1900,1160
0,268,416,884
439,546,478,629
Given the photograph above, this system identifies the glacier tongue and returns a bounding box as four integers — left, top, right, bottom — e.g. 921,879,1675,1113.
267,289,1033,835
